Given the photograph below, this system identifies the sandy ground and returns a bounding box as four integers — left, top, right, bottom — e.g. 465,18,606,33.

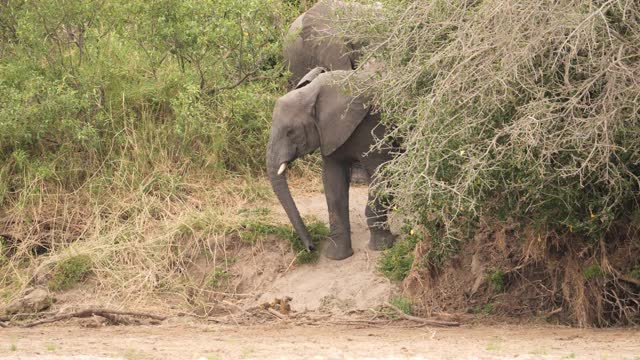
257,186,396,312
1,323,639,360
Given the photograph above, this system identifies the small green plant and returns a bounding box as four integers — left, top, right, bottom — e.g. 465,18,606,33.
378,227,420,281
0,236,7,265
482,303,494,315
584,264,605,280
562,353,577,359
207,267,230,288
629,266,640,279
389,296,413,315
46,344,57,351
485,337,502,352
530,348,549,356
488,269,506,292
48,254,93,291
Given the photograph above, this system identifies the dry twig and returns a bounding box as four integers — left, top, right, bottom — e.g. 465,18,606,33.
267,308,289,321
383,302,460,327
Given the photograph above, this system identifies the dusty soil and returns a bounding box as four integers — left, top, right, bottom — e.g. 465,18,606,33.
2,185,639,359
257,186,396,312
2,323,639,359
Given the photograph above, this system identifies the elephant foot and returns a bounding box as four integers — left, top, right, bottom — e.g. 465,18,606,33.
368,229,397,251
324,238,354,260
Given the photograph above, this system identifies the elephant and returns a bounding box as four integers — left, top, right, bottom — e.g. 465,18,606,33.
284,0,382,183
267,67,396,260
283,0,381,87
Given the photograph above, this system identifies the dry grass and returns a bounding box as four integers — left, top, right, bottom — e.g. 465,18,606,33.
0,168,279,309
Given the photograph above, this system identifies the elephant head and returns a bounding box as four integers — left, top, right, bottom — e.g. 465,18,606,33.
266,68,371,250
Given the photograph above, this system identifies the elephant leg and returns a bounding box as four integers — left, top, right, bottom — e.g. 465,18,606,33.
365,190,396,250
322,156,353,260
362,154,396,251
350,162,369,184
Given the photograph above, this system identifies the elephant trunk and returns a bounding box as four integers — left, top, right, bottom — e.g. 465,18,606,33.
266,146,316,252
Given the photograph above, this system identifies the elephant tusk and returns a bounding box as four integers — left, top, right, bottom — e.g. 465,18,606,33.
277,163,287,176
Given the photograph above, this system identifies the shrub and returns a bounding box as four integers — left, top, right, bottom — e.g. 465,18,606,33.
344,0,640,255
0,0,298,209
340,0,640,326
583,264,605,280
488,270,506,292
48,255,93,291
389,296,413,315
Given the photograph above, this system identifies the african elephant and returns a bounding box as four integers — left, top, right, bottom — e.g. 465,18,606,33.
267,68,396,260
283,0,382,87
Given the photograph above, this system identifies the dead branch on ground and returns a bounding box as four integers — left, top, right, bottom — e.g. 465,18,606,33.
383,302,460,327
20,308,167,328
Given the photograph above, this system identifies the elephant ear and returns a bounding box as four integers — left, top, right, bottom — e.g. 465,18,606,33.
295,67,327,89
314,74,370,156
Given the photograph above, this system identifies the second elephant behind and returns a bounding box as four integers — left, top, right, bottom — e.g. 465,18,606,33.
283,0,381,87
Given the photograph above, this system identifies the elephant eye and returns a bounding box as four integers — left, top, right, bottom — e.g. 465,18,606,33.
286,129,294,137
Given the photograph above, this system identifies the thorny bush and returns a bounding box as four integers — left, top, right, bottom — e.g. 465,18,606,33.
339,0,640,325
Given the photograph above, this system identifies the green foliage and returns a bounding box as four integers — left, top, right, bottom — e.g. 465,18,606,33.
0,236,7,265
389,296,413,315
238,218,329,264
48,254,93,291
488,269,506,292
583,264,605,280
629,266,640,279
207,267,230,288
0,0,298,208
472,302,495,315
378,227,420,281
482,303,494,315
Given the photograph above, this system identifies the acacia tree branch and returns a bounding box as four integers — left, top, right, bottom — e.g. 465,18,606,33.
207,69,271,95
